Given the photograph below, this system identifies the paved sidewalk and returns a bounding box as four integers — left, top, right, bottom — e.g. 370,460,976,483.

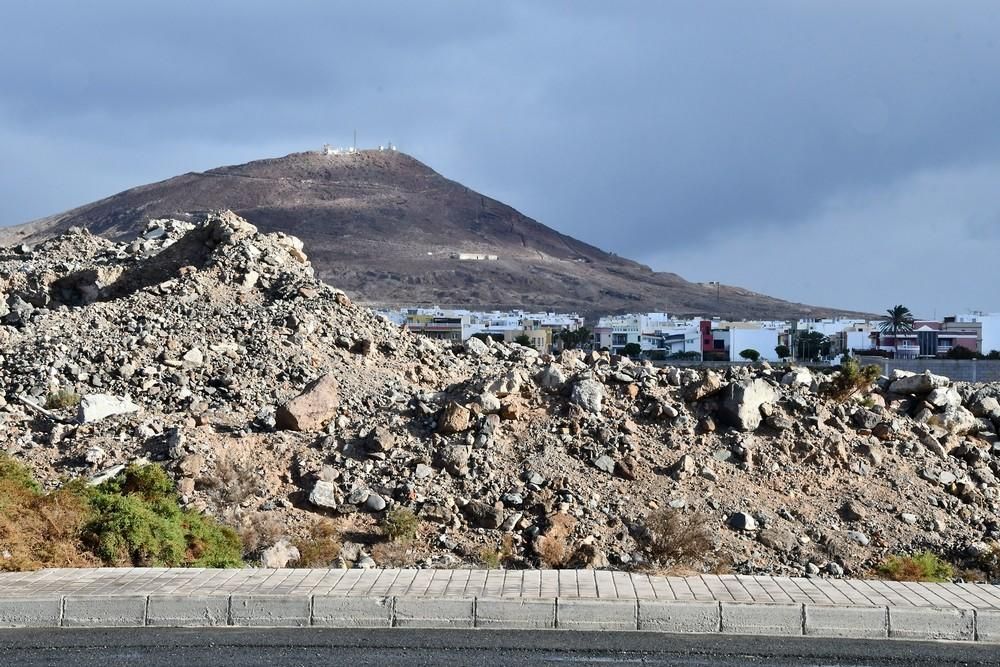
1,568,998,642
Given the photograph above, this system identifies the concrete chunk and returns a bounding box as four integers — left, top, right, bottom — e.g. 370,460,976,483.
721,602,803,636
229,594,311,627
804,604,887,638
146,595,230,627
638,601,720,633
312,596,392,627
0,597,63,628
475,598,556,629
393,597,474,628
888,606,974,641
557,599,637,631
63,595,147,627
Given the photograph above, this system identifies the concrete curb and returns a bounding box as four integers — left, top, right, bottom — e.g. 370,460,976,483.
0,594,997,641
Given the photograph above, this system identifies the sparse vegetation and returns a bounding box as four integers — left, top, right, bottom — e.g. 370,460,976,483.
381,507,420,543
291,519,342,567
877,551,953,582
644,509,714,565
0,458,243,571
479,534,515,569
826,357,882,402
44,388,81,410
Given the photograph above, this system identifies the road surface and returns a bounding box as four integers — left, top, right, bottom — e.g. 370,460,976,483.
0,628,996,666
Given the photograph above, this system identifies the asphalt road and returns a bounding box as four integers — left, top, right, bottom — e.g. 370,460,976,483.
0,628,996,666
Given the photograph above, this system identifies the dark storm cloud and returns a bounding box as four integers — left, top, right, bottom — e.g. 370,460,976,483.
2,0,999,314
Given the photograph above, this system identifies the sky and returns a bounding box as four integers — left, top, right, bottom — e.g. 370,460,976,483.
2,0,999,317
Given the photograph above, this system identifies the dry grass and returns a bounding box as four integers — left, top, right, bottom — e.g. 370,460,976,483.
371,540,422,567
238,512,288,554
292,519,342,567
45,389,81,410
0,479,97,571
645,508,714,565
537,535,569,568
201,455,261,505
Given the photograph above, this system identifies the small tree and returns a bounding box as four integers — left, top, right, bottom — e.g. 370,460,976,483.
622,342,642,357
738,349,760,362
774,345,790,360
514,334,532,347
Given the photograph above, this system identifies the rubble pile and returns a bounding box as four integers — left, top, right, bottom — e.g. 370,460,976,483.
3,212,1000,578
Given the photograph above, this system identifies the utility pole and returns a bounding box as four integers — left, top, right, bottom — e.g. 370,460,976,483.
353,129,357,152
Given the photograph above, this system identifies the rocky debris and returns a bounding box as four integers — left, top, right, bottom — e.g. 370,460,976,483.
5,212,1000,579
77,394,139,424
276,373,339,431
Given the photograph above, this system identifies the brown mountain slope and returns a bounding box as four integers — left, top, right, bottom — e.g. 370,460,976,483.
1,149,856,318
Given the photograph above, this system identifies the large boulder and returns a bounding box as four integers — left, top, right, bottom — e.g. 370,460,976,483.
928,406,980,435
276,373,340,431
682,370,724,402
77,394,140,424
926,387,962,409
719,379,777,431
570,379,604,414
889,371,949,396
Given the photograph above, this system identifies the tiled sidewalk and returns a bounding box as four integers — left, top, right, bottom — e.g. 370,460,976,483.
0,568,998,641
2,568,998,608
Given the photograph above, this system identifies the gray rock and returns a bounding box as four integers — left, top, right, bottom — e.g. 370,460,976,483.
592,454,616,474
729,512,757,531
719,379,777,431
571,379,605,414
826,562,844,576
535,364,568,390
846,530,870,546
927,387,962,409
440,445,471,477
364,493,387,512
414,463,434,479
900,513,918,525
889,371,950,396
461,499,504,529
464,336,490,357
309,480,341,509
758,527,797,553
77,394,140,424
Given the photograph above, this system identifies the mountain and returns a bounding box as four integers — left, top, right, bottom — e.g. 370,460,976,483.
0,149,855,318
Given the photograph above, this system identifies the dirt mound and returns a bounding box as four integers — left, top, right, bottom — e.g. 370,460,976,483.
1,213,997,578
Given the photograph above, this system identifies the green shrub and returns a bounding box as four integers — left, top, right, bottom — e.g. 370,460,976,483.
45,389,81,410
381,507,420,543
877,551,953,582
738,348,760,362
83,464,243,567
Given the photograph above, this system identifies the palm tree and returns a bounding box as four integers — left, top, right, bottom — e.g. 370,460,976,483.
880,305,915,359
